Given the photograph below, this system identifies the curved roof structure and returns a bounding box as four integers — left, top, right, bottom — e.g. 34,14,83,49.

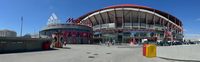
76,4,182,30
41,23,92,31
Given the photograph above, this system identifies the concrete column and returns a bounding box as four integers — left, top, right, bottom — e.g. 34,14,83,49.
153,10,156,30
145,12,148,29
122,8,125,29
137,9,141,38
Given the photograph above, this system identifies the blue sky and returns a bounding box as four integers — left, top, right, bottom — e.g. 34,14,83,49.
0,0,200,38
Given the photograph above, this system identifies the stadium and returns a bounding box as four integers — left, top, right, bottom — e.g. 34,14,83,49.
75,4,183,44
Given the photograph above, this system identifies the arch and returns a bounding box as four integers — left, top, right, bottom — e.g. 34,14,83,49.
76,4,183,31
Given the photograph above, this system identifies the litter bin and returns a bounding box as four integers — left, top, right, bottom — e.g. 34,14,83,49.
143,44,156,58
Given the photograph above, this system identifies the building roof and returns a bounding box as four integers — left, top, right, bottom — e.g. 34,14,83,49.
0,29,16,32
41,23,92,31
76,4,182,26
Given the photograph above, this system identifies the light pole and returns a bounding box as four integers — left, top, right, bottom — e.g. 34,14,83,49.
20,16,23,37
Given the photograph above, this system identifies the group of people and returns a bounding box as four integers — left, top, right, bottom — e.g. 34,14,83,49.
99,40,116,47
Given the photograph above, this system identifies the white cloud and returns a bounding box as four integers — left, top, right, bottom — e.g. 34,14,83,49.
183,29,187,32
196,18,200,21
184,34,200,40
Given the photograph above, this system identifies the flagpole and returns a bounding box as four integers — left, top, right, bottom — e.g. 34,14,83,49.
20,16,23,37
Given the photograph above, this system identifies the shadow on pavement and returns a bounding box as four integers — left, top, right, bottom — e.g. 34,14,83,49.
0,48,58,54
158,57,200,62
59,47,71,49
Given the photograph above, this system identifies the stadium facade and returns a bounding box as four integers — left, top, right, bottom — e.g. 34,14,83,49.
40,4,183,45
75,4,183,43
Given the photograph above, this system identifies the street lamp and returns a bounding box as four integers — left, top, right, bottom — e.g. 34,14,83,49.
20,16,23,37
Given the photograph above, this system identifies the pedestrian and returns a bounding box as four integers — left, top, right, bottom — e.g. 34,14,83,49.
99,41,102,45
107,41,110,47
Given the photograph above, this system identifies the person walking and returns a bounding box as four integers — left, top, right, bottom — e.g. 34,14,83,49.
107,41,110,47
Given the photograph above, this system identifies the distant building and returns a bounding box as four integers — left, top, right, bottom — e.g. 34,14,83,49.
23,34,32,38
0,29,17,37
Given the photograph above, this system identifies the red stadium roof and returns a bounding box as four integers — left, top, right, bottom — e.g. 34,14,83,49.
76,4,182,26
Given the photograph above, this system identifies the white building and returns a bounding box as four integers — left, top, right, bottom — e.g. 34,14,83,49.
0,29,17,37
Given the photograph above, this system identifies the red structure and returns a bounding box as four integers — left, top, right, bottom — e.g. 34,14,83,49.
40,23,93,45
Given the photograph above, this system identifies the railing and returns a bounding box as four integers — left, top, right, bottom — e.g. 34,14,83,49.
93,23,165,31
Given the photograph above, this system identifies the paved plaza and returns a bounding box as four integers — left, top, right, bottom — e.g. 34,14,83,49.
0,45,179,62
